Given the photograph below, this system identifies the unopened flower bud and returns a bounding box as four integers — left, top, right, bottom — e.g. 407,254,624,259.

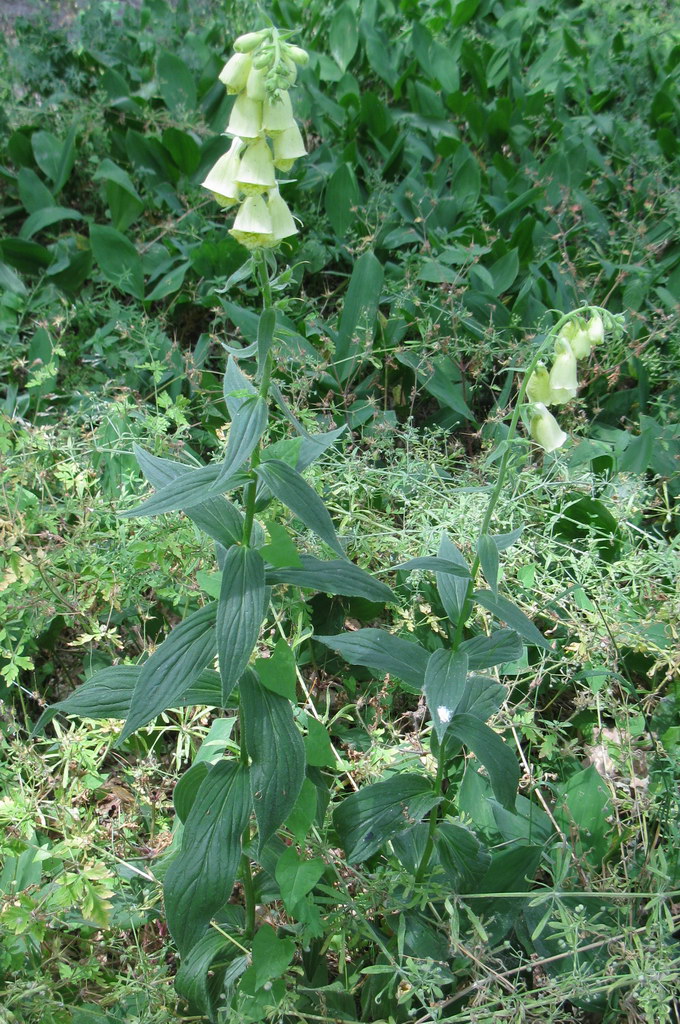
233,29,270,53
587,314,604,346
549,338,578,404
530,403,568,453
285,44,309,66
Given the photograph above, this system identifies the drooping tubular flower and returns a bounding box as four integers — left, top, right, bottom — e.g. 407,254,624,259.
202,26,308,252
529,403,568,453
548,337,578,405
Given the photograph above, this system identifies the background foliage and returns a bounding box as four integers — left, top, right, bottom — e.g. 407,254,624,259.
1,0,679,1021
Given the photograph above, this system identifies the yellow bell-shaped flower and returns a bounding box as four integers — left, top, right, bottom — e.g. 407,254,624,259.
219,53,252,93
558,320,591,360
526,362,552,405
235,138,276,193
263,91,296,134
227,94,263,140
272,123,307,171
587,314,604,346
530,403,568,453
201,137,244,207
549,338,578,404
229,194,274,249
265,188,298,245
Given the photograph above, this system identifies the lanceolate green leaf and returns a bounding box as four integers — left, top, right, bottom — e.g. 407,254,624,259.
133,445,247,547
266,556,395,603
477,534,500,595
217,547,265,702
446,714,519,810
255,459,345,558
459,629,523,669
437,534,470,626
392,556,470,578
240,670,305,851
164,760,252,955
216,396,268,486
334,251,384,383
120,463,248,519
33,665,222,736
121,603,217,741
223,356,257,418
315,628,429,692
175,930,233,1019
334,774,440,862
474,589,551,650
423,650,469,743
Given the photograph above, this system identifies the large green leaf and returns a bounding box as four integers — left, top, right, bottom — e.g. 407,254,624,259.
175,930,233,1019
266,555,395,603
315,628,429,692
132,445,249,547
33,665,222,736
446,714,519,810
255,459,345,558
32,124,76,192
474,589,551,650
434,822,491,891
240,670,305,851
329,5,359,70
334,774,440,862
216,396,268,485
274,846,325,913
423,650,469,743
164,760,251,955
334,251,384,383
121,463,248,519
90,224,144,300
437,534,471,625
217,547,265,702
121,604,217,740
157,52,196,114
458,629,523,669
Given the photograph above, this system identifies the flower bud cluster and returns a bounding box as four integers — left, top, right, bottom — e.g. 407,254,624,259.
201,28,308,250
526,314,605,453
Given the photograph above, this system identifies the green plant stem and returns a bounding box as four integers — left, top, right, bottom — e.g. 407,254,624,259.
415,305,599,883
241,252,275,546
240,850,256,938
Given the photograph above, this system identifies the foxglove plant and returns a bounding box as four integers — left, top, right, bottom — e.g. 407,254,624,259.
36,24,626,1015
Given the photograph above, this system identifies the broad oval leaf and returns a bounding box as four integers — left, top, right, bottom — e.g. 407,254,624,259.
240,670,305,851
255,459,345,558
217,547,265,702
315,628,429,692
90,223,144,300
334,774,440,862
121,603,217,741
164,759,252,955
423,650,469,743
267,555,395,603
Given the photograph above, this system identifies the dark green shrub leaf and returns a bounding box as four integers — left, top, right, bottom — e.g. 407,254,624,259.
255,459,345,557
217,547,265,701
423,650,469,742
267,555,395,603
474,589,551,650
434,822,491,891
447,714,519,810
459,629,523,669
315,628,428,692
274,846,325,913
251,925,295,990
174,762,209,823
121,603,218,740
164,760,251,955
157,52,197,113
90,224,144,300
241,670,305,850
175,930,233,1018
255,638,297,701
334,774,440,862
329,6,359,70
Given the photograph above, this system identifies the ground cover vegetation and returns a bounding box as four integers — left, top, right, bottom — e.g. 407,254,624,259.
1,0,679,1021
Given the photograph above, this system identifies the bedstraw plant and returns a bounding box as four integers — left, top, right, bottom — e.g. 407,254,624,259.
37,23,630,1022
